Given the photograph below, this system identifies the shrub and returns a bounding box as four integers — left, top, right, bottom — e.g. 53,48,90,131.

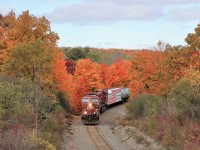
0,81,30,121
0,126,28,150
171,79,200,121
57,92,70,112
126,95,145,119
23,132,56,150
126,94,164,120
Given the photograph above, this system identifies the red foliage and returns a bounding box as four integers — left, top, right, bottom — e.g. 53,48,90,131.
65,58,75,75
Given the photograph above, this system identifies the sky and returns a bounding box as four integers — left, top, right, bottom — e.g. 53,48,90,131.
1,0,200,49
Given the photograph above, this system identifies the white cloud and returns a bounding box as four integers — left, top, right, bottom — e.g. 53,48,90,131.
98,0,200,5
45,0,200,24
46,1,163,24
168,6,200,21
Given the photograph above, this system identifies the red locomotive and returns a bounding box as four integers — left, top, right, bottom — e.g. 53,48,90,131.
81,88,130,124
81,94,100,124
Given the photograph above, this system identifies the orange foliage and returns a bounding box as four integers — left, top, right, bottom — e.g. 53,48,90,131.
0,14,18,69
129,50,165,97
163,48,199,94
0,11,59,71
70,59,132,111
99,64,108,88
105,59,131,88
2,10,198,118
190,50,200,69
73,59,103,111
52,52,74,105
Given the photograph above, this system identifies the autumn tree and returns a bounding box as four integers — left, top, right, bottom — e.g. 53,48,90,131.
65,58,75,75
163,22,200,93
185,23,200,51
0,10,59,71
126,24,200,149
99,49,129,65
100,64,109,88
185,23,200,70
105,59,131,88
4,41,54,133
0,11,17,70
0,10,69,148
73,59,103,111
52,52,74,109
5,41,53,80
129,50,165,96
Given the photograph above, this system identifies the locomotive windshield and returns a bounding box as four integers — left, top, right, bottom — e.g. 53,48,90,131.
91,98,99,103
82,98,90,103
81,98,99,103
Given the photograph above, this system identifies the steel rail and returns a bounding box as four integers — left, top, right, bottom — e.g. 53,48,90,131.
86,126,113,150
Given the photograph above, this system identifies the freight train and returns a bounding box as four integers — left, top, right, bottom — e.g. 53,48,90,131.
81,88,130,124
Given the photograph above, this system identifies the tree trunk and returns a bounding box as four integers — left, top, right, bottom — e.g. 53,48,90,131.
35,82,39,134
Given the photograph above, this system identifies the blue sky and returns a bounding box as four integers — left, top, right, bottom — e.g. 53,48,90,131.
1,0,200,49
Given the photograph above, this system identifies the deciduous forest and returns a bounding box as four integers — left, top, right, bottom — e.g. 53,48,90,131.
0,11,199,149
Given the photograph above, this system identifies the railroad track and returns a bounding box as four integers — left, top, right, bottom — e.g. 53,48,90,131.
86,126,113,150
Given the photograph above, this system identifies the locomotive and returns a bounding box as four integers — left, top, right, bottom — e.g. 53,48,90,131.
81,88,130,124
81,94,100,124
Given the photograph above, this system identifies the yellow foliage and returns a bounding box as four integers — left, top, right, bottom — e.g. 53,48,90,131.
23,131,56,150
184,67,200,86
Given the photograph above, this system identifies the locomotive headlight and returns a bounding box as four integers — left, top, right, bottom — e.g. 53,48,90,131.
88,102,92,108
84,111,87,115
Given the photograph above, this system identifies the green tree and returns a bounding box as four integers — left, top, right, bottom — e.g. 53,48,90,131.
0,78,35,126
66,47,86,61
85,50,101,63
171,79,200,121
4,41,54,133
0,81,23,119
126,94,163,120
99,50,129,65
5,41,53,81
